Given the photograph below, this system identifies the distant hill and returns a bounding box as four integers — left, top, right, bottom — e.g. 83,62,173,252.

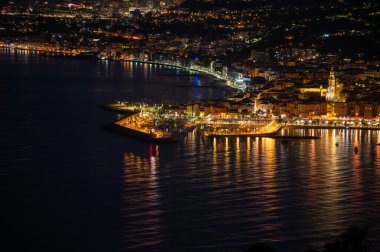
181,0,377,9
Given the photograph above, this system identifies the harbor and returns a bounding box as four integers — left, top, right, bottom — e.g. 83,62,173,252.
103,97,380,143
3,50,380,252
103,101,324,142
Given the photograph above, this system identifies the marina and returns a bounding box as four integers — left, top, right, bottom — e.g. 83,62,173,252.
104,101,285,142
104,99,380,144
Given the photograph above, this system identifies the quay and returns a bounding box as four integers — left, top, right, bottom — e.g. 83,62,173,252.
202,121,282,138
204,132,278,138
269,135,320,140
205,134,320,139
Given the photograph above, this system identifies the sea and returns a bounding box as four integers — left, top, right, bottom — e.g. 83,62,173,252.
1,49,379,252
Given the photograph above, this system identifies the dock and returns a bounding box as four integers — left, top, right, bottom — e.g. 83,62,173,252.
105,113,177,143
204,132,278,137
103,103,139,114
104,123,177,143
269,135,320,139
202,120,282,138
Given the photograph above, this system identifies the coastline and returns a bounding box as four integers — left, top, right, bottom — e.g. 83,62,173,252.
120,58,237,92
4,48,379,132
0,47,236,93
98,56,237,93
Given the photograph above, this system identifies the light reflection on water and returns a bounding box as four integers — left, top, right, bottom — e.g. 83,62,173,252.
122,129,380,251
123,144,162,250
1,51,379,251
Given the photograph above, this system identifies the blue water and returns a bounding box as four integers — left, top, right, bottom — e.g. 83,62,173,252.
1,50,380,252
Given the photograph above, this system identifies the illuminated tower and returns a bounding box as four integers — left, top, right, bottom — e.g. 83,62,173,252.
326,68,336,101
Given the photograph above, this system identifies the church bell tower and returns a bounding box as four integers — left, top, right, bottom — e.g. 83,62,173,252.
326,68,336,101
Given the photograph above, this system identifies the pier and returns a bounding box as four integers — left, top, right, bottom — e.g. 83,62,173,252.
106,113,177,142
202,121,282,137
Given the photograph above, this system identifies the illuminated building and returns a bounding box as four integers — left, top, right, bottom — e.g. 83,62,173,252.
299,86,327,98
326,68,344,102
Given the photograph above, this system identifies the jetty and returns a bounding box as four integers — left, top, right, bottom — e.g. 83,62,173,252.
105,113,177,143
103,102,141,113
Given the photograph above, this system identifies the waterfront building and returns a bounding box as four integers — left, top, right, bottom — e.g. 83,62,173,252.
347,101,380,119
327,102,348,118
298,102,327,117
364,104,374,119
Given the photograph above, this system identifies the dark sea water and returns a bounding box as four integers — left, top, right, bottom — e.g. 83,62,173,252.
1,50,380,252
